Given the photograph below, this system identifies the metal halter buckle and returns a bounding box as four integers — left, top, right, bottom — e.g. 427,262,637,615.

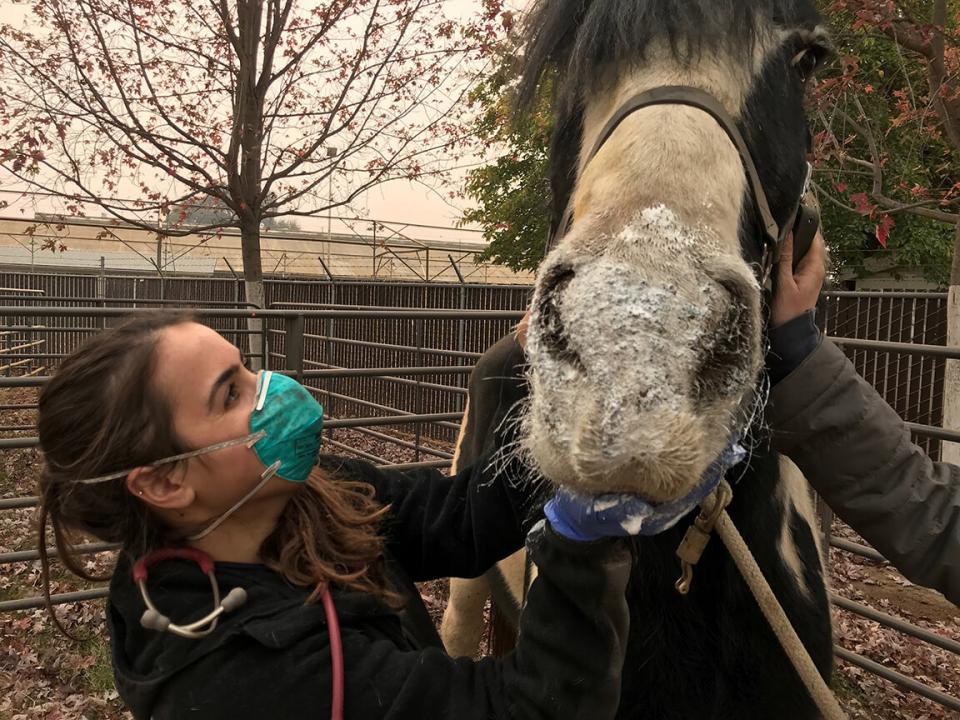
674,479,734,595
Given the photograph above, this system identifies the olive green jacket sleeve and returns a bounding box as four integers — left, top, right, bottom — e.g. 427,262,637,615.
768,337,960,606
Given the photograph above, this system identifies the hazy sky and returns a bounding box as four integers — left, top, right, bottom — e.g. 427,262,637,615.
0,0,529,244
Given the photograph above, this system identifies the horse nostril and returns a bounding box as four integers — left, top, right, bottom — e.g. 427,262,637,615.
693,279,754,405
536,265,581,366
540,264,576,298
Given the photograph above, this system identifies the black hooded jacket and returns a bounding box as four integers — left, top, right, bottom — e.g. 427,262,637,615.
107,455,632,719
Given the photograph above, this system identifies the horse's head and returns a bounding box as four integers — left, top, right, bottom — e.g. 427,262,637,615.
521,0,831,501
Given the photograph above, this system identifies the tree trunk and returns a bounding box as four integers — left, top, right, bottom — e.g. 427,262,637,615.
241,222,265,370
232,2,267,370
941,222,960,464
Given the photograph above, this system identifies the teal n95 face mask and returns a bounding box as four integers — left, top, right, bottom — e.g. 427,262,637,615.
77,370,324,539
249,370,325,483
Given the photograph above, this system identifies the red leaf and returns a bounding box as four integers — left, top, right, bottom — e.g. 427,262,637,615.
833,181,848,193
851,192,874,216
876,215,895,248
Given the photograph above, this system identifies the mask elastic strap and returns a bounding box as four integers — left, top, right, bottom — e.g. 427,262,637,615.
255,370,273,411
185,460,282,541
76,431,267,486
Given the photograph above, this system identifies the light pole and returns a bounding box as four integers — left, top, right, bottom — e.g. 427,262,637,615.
326,146,337,269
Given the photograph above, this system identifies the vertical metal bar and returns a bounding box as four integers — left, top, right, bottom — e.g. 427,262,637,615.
233,277,241,346
457,281,467,416
415,318,424,462
222,257,241,347
853,295,861,369
261,317,269,371
893,297,909,414
881,295,891,399
902,298,916,439
97,256,106,330
1,313,8,378
318,259,337,443
917,298,931,435
922,296,936,457
283,314,305,383
863,295,872,382
871,296,880,386
25,324,34,377
929,296,944,460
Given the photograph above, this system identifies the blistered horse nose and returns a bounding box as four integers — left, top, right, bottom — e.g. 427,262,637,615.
535,264,580,365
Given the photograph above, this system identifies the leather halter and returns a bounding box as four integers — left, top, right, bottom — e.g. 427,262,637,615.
547,85,806,283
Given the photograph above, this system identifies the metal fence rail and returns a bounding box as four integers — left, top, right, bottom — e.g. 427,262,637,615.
821,290,948,460
0,272,943,452
0,293,957,712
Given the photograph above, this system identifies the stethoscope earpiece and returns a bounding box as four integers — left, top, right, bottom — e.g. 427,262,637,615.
140,608,171,632
221,587,248,612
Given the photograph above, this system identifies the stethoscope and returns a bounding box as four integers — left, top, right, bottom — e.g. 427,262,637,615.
134,547,345,720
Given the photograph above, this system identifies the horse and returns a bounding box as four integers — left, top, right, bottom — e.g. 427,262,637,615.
440,1,835,717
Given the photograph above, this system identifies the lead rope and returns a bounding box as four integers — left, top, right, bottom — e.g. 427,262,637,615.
676,480,847,720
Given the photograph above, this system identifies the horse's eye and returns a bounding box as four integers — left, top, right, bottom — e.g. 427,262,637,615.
791,47,823,82
790,38,834,82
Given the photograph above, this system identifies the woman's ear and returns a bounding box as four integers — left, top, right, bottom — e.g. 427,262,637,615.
127,466,195,510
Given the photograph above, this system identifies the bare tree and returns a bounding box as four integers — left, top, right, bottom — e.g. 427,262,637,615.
0,0,504,358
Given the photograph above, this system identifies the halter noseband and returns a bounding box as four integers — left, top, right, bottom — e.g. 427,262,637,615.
547,85,812,283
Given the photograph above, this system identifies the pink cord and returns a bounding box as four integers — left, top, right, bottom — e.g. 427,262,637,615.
322,588,344,720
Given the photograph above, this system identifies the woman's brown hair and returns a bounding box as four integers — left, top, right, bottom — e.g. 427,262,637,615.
38,312,394,636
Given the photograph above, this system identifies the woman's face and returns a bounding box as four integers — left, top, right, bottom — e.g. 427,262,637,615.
151,322,289,516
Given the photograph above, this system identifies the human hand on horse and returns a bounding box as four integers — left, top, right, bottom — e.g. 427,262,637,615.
771,229,827,327
515,311,531,349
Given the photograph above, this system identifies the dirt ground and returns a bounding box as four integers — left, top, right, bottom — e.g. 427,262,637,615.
0,394,957,719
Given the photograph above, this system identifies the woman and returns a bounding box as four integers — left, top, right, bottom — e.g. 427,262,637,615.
37,313,641,720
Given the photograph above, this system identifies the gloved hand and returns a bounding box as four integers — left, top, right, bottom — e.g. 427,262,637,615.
544,440,746,541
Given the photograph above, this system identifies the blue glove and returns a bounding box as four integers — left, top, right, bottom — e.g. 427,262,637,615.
544,440,746,541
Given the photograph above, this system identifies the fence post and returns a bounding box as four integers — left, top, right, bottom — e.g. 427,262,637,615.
414,318,424,462
943,285,960,464
283,314,305,383
260,314,268,371
449,255,468,416
318,257,337,442
97,256,106,330
222,257,244,349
